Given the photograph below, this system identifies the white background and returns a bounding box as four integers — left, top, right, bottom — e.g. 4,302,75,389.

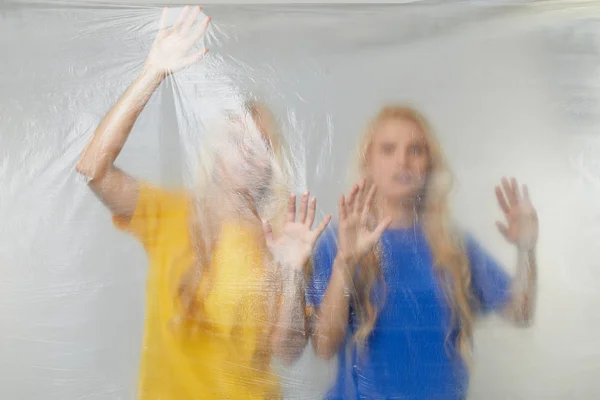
2,1,600,399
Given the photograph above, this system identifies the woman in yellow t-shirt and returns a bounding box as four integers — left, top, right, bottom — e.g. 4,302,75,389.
76,6,330,399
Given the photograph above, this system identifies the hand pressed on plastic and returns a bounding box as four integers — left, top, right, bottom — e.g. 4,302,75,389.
263,192,332,271
145,5,210,77
495,177,539,251
337,180,391,268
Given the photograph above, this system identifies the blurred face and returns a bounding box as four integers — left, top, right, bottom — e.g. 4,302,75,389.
367,117,430,203
218,113,274,198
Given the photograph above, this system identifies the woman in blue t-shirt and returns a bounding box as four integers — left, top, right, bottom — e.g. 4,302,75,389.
307,105,538,399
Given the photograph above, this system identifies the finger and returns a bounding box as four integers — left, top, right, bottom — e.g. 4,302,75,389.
159,7,169,33
262,220,273,242
370,216,392,241
511,177,521,204
189,15,211,45
365,183,377,206
305,196,317,228
496,221,509,240
495,185,510,215
501,177,517,207
180,5,201,35
298,192,309,224
339,194,347,220
173,5,190,32
355,178,367,210
180,48,208,69
346,184,359,214
522,184,532,204
361,184,377,225
286,193,296,223
312,214,332,242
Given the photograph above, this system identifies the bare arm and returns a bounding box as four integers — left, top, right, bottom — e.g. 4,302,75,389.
311,254,354,360
310,181,390,361
265,193,331,364
495,177,539,326
76,6,209,220
76,69,165,219
503,248,537,326
270,268,309,364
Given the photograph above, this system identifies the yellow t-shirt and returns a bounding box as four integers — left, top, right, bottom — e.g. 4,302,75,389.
113,182,282,400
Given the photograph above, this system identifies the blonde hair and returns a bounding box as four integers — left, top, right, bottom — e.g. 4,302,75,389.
173,99,292,330
352,105,478,368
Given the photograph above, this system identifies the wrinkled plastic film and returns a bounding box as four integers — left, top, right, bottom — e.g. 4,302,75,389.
2,1,600,399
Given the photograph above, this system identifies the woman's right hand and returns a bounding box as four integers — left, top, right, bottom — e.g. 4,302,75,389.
145,6,211,78
336,179,391,269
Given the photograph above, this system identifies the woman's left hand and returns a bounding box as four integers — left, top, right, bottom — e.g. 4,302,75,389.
495,177,539,251
263,192,332,270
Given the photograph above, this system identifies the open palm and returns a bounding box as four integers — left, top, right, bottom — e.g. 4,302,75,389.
495,177,539,251
337,180,391,267
263,192,331,270
145,6,210,76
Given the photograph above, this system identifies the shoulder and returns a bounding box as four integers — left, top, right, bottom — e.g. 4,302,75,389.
112,181,192,248
137,181,191,214
448,224,506,276
129,181,192,232
436,224,500,271
443,223,480,254
138,181,190,204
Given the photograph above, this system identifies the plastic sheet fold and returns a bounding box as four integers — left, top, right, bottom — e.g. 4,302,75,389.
2,1,600,399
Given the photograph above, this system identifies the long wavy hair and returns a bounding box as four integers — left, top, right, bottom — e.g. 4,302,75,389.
352,105,478,368
172,100,293,331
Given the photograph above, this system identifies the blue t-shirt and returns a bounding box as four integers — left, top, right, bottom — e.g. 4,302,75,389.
306,224,511,400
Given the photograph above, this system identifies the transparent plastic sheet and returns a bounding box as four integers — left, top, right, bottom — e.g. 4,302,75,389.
1,0,600,399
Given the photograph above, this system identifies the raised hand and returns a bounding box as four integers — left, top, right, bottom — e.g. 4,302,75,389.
263,192,332,270
145,5,210,77
337,179,391,268
495,177,539,251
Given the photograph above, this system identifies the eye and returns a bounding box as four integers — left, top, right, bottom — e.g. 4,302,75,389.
409,143,426,156
380,143,395,155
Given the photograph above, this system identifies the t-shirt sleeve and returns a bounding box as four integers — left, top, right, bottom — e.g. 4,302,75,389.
465,234,512,315
306,224,338,310
112,181,188,250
